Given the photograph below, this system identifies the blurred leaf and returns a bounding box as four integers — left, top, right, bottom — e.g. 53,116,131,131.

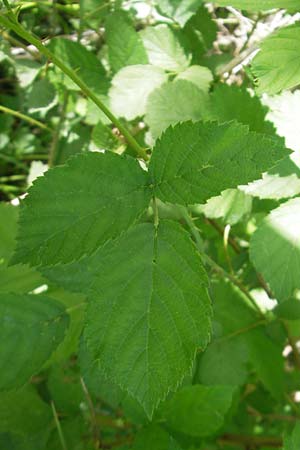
140,24,190,72
106,11,148,73
0,293,69,390
156,0,203,26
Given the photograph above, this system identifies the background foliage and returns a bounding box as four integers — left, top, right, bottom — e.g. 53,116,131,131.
1,0,300,449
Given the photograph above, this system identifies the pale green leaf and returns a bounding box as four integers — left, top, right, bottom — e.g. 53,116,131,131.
109,65,167,120
48,37,108,94
140,24,190,72
284,423,300,450
149,121,288,205
251,24,300,95
12,152,151,267
163,384,235,437
156,0,203,26
216,0,300,10
176,65,213,91
198,188,252,225
84,220,211,418
105,11,148,73
250,198,300,300
263,90,300,152
0,293,69,390
14,59,41,88
145,80,209,139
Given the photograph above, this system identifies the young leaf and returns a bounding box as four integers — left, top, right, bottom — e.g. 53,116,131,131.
105,11,148,73
12,152,151,267
251,24,300,95
145,80,209,139
0,293,69,391
163,384,235,437
109,65,168,120
250,198,300,300
84,220,212,418
140,25,190,72
149,121,288,205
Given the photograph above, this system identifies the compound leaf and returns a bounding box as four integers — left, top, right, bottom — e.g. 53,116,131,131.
84,220,211,418
0,293,69,390
149,121,288,205
12,152,151,267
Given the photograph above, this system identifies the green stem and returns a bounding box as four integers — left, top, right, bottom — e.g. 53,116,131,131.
0,12,149,161
0,174,26,182
0,104,52,131
51,401,68,450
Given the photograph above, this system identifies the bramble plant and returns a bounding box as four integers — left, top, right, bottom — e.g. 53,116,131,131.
1,0,300,449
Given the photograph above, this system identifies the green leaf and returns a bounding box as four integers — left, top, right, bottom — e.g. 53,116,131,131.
250,198,300,300
183,6,217,61
284,423,300,450
0,293,69,391
92,121,120,150
176,65,213,91
0,386,52,448
145,80,209,139
251,24,300,95
0,203,18,262
240,154,300,200
12,152,151,267
48,37,108,94
105,11,148,73
163,384,235,437
149,121,288,205
140,24,190,72
84,220,211,418
0,264,45,294
109,65,167,120
274,298,300,320
198,188,252,225
216,0,300,10
197,338,249,386
133,425,182,450
208,84,275,134
27,78,56,112
156,0,203,27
